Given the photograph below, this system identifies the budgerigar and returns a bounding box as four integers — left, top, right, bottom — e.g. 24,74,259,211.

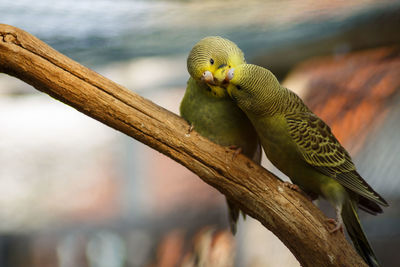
224,63,388,266
180,37,262,234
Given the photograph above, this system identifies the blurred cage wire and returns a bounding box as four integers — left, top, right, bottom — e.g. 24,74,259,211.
1,0,400,266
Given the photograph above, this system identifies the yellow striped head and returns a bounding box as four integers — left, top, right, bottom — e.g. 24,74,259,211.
226,64,280,115
187,36,245,97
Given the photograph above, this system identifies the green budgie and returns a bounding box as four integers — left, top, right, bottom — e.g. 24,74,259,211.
180,37,262,234
224,63,388,266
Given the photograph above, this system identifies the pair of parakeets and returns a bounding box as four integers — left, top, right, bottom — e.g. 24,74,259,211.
180,36,388,267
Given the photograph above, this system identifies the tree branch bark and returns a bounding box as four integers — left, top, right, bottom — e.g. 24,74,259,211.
0,24,366,267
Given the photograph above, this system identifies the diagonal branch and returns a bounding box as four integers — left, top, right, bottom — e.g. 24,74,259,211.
0,24,366,267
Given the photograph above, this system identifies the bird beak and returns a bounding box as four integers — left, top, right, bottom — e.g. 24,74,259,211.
201,70,216,85
226,68,234,82
225,68,235,97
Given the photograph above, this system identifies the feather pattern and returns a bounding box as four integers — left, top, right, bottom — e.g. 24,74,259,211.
236,64,389,208
182,39,261,235
226,63,388,266
285,110,388,207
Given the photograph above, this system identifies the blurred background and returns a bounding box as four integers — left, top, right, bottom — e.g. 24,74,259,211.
1,0,400,266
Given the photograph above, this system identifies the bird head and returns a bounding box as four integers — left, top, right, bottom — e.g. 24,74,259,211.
225,67,251,107
225,64,280,115
187,36,245,97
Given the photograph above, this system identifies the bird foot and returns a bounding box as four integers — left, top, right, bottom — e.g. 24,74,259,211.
283,182,301,191
325,218,344,234
228,145,242,160
283,182,315,201
186,123,194,136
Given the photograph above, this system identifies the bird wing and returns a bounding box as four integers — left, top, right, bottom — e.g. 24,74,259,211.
285,112,387,206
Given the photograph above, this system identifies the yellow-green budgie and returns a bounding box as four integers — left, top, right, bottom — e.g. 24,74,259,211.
180,37,261,234
224,64,388,266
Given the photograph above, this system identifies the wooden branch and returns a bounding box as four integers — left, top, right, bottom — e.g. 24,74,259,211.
0,24,366,267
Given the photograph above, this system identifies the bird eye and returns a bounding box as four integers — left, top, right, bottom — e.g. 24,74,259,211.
210,58,214,65
236,85,242,91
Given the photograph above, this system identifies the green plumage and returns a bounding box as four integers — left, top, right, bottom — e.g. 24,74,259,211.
180,77,261,234
181,78,261,157
226,64,388,266
181,37,261,234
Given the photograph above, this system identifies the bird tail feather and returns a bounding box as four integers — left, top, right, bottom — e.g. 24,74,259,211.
342,198,380,267
226,198,239,235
